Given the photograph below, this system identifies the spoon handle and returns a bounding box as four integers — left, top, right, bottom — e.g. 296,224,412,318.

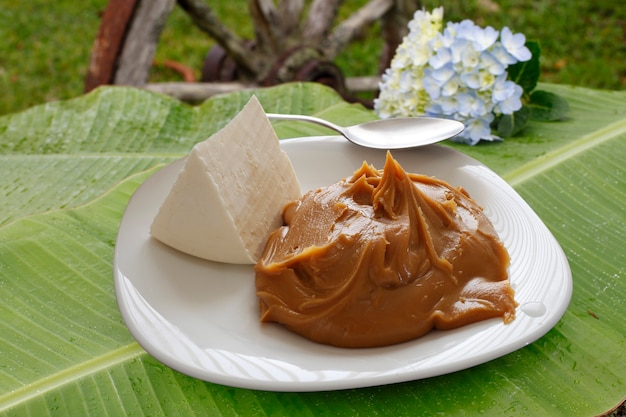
266,113,346,136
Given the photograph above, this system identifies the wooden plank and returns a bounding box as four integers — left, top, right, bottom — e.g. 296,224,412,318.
178,0,260,78
322,0,394,60
113,0,176,86
144,76,381,102
84,0,139,92
302,0,341,41
379,0,413,73
144,82,251,102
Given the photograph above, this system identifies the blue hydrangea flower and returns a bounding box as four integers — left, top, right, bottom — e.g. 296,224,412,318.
374,7,531,145
501,27,532,61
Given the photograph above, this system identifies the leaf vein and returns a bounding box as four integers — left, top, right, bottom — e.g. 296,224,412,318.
0,343,144,413
504,118,626,186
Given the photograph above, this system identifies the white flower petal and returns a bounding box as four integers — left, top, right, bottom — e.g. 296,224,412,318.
473,26,499,51
501,27,532,62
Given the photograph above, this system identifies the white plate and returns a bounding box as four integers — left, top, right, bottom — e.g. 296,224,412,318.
114,137,572,392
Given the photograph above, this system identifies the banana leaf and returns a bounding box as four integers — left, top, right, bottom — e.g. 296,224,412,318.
0,82,624,416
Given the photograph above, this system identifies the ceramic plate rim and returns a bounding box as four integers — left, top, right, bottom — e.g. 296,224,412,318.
114,136,572,392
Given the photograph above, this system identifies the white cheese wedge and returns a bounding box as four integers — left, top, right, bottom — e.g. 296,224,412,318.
150,95,301,264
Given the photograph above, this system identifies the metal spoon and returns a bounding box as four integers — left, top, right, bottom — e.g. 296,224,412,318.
267,113,464,149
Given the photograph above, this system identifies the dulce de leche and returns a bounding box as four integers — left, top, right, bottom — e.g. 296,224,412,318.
255,152,516,348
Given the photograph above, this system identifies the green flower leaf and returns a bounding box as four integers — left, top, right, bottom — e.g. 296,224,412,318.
527,89,571,121
496,106,531,137
1,82,625,416
508,41,541,94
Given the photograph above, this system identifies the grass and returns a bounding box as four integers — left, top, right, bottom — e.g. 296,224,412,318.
0,0,624,116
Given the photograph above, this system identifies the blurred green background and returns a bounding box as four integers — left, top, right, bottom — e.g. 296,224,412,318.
1,0,624,116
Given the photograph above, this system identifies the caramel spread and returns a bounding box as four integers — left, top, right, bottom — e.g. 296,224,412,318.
255,152,516,348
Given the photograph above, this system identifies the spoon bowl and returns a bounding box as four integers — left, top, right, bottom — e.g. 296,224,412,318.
267,113,464,149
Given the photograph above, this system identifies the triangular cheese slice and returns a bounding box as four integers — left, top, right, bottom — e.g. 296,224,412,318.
150,95,301,264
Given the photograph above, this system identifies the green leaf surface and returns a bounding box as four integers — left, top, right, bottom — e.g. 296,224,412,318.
1,82,624,416
496,105,530,137
528,89,570,121
508,40,541,94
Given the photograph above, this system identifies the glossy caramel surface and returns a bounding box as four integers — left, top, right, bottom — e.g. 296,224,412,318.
255,152,516,348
